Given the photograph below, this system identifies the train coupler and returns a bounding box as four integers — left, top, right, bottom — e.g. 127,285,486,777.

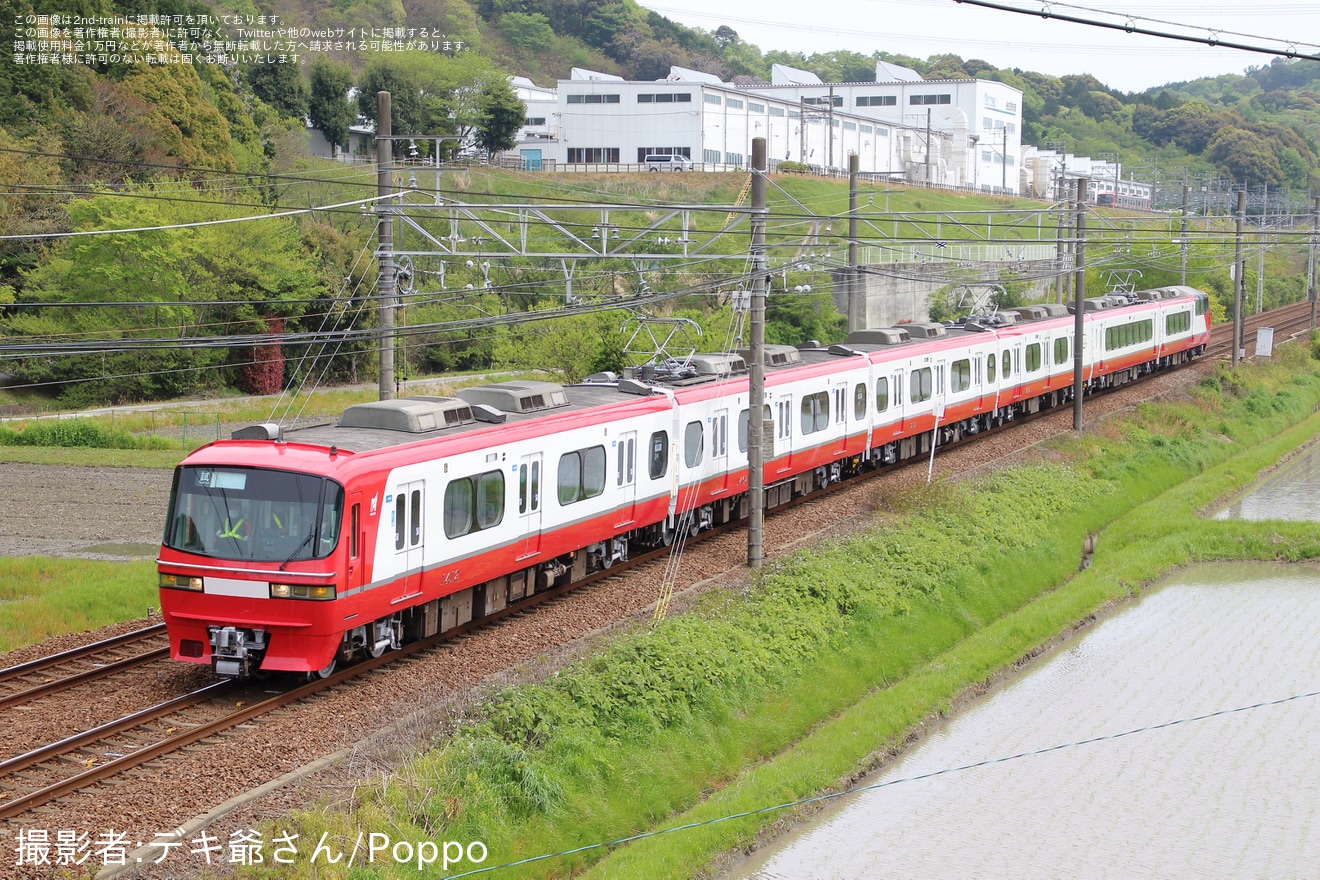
208,625,268,678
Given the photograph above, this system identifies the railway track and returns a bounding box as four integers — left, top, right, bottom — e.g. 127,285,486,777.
1207,300,1315,359
0,623,169,710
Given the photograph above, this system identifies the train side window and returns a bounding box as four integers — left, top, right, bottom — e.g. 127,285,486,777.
738,409,749,452
582,447,606,498
1025,343,1042,373
951,359,971,393
712,411,728,459
557,447,606,505
409,489,422,547
476,471,505,529
350,504,359,559
800,392,828,434
394,494,406,550
519,465,527,513
1001,350,1012,379
444,479,473,538
530,461,540,510
854,383,867,419
987,352,996,383
875,377,889,413
684,420,704,467
909,368,932,403
558,452,582,505
648,431,669,479
1054,337,1069,365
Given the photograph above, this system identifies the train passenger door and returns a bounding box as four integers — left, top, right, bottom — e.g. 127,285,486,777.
392,480,424,601
708,410,729,496
517,453,543,561
614,432,637,528
347,492,364,594
773,396,793,475
831,382,849,456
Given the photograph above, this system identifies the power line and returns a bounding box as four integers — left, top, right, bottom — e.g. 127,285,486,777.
953,0,1320,62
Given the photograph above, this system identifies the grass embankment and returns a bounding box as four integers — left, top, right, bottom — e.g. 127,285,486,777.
0,558,157,652
241,339,1320,880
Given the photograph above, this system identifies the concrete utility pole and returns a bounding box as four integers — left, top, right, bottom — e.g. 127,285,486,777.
1055,182,1069,304
748,137,767,569
376,90,396,401
1310,197,1319,330
1073,177,1087,432
1002,125,1008,193
1233,188,1245,367
924,108,932,185
1188,187,1198,288
848,153,862,332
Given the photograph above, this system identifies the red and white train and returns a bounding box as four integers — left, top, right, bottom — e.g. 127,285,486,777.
157,287,1211,678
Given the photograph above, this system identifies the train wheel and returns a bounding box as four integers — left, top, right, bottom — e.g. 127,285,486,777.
661,522,674,546
310,658,336,680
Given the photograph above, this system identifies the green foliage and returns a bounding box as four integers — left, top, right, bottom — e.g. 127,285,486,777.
0,418,172,449
1,191,325,405
499,11,555,52
244,59,309,120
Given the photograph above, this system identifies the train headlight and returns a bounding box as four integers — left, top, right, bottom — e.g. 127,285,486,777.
159,573,203,592
270,583,336,600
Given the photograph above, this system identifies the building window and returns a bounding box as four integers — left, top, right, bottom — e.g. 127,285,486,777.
725,152,743,166
769,106,785,117
567,93,620,104
876,127,889,137
726,97,744,109
748,102,765,113
843,121,856,131
860,124,873,134
704,93,722,105
789,110,801,119
910,94,951,105
804,96,843,107
703,148,721,163
637,147,692,161
567,147,620,163
857,95,897,107
638,92,692,103
524,117,545,126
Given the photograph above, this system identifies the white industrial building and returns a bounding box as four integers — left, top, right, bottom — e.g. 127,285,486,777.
515,61,1024,193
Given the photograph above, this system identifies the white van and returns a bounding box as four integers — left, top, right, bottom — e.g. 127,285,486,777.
644,154,693,172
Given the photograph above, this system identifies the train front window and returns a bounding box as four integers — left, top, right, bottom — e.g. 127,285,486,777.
164,466,344,563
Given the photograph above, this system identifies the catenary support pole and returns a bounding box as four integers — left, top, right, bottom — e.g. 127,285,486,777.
848,153,861,333
1233,188,1245,367
1310,197,1318,330
1073,177,1087,431
376,91,396,401
748,137,767,569
1180,185,1189,287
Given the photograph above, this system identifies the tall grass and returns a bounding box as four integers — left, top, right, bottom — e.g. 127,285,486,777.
0,558,158,652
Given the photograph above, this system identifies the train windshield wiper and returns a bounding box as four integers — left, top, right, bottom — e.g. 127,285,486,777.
279,533,313,570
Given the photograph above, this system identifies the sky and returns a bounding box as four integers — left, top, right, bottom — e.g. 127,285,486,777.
637,0,1320,93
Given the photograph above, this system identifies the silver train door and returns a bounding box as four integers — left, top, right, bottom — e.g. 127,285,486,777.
392,480,424,603
517,452,543,562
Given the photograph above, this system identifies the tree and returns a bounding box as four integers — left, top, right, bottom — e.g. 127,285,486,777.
308,56,356,158
475,78,527,154
1206,127,1283,187
500,12,555,52
245,60,309,120
714,25,738,49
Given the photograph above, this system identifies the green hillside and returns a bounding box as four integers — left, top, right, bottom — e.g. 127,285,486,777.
2,0,1318,409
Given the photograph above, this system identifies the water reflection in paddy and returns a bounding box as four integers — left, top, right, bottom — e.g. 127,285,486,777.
724,564,1320,880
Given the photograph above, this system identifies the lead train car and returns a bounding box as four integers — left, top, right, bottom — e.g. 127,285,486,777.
157,287,1211,678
